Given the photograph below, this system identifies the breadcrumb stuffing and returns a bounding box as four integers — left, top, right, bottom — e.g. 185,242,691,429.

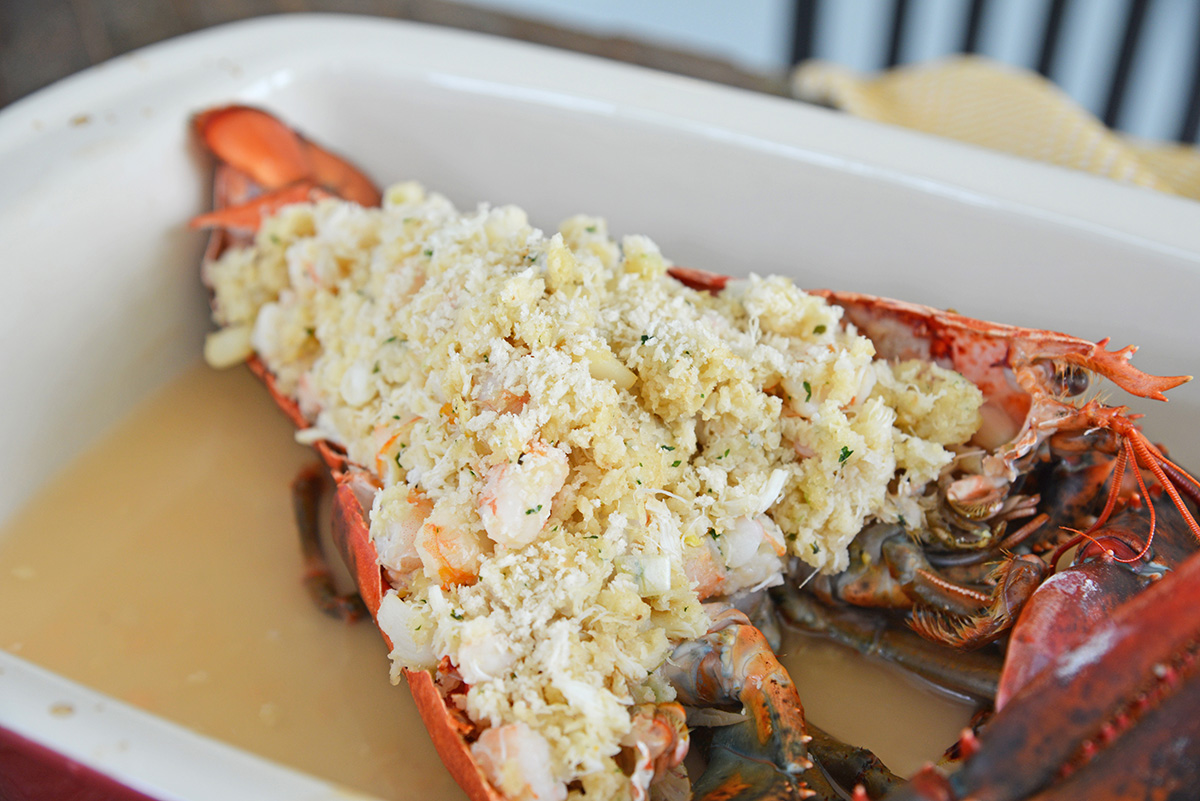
204,181,983,798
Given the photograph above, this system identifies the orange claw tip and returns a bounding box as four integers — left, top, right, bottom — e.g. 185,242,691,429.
188,182,330,233
194,105,313,190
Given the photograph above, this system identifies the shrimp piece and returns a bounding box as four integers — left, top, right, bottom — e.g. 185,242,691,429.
470,722,567,801
417,507,488,588
683,537,727,599
478,441,569,549
684,514,788,600
370,484,433,592
375,589,437,669
475,365,529,415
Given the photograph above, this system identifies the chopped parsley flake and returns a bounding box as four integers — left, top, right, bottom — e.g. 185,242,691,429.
813,324,827,335
803,380,812,402
839,446,853,463
525,504,543,515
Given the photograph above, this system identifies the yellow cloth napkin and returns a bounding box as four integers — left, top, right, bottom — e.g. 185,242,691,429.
791,56,1200,200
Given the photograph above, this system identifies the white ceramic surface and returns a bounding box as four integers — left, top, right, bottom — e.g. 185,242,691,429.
2,12,1199,799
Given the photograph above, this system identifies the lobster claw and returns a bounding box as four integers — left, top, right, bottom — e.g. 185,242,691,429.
888,545,1200,801
662,606,834,801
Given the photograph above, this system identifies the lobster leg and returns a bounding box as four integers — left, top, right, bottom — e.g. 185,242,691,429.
805,724,904,800
801,521,1049,651
290,464,368,623
772,586,1002,702
662,606,841,800
908,554,1048,650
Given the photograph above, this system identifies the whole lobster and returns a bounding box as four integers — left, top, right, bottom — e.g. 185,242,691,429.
192,105,1199,801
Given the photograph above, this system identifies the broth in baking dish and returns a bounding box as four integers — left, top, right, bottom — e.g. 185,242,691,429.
0,363,972,799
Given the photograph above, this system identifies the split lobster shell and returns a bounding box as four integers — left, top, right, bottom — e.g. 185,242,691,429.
194,104,1200,801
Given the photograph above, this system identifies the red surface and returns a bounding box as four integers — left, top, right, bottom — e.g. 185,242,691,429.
0,725,160,801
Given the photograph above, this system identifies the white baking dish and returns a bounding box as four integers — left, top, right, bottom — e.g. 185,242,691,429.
1,13,1197,800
